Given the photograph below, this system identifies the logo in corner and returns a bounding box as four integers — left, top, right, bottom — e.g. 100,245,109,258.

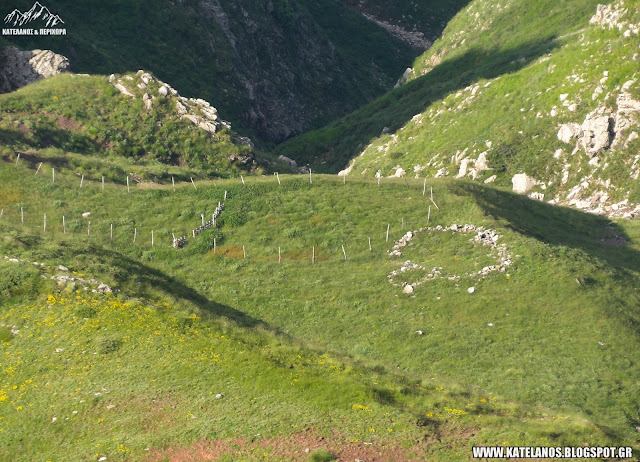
3,2,66,36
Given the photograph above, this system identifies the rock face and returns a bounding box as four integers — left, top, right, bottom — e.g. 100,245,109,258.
558,80,639,158
111,71,234,138
0,47,70,93
581,113,613,157
511,174,538,194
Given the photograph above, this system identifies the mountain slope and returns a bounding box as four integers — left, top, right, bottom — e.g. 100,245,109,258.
275,0,640,216
340,0,471,49
1,0,421,142
1,163,640,458
0,71,260,182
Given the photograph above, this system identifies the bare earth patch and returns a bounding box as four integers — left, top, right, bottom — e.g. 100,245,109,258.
148,429,426,461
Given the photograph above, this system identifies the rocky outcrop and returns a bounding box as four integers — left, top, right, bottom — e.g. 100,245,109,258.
361,13,432,50
557,80,639,157
590,2,640,36
0,47,69,93
512,173,539,194
110,71,235,137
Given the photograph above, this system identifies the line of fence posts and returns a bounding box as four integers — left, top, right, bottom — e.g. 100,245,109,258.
3,167,443,260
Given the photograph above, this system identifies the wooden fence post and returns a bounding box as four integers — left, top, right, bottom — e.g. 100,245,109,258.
21,207,23,224
386,223,390,242
276,172,281,185
80,175,84,188
110,223,113,239
172,176,175,191
342,244,347,261
63,216,66,234
44,213,46,232
35,162,42,175
127,176,130,193
191,177,197,189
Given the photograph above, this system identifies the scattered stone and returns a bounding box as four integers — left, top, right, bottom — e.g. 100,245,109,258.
512,173,538,194
402,284,414,294
82,212,91,218
468,287,475,294
392,167,406,178
58,265,69,271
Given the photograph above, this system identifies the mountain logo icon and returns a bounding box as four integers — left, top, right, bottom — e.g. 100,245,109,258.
4,2,64,27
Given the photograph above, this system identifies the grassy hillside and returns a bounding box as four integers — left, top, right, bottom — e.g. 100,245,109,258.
0,72,267,183
0,0,419,142
1,159,639,459
274,0,640,211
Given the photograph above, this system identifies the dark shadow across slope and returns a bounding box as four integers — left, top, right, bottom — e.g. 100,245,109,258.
275,37,560,172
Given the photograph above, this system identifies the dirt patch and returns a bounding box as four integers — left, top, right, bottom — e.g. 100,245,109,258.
148,429,426,461
54,114,83,132
597,226,627,246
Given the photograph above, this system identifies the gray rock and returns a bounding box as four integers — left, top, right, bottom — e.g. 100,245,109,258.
402,284,414,294
581,115,612,157
158,85,169,97
143,93,153,111
557,123,581,144
0,47,70,93
277,155,298,169
512,173,538,193
114,82,134,97
58,265,69,271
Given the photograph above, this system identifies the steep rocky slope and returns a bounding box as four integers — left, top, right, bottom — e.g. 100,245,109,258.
0,0,419,142
277,0,640,217
340,0,470,50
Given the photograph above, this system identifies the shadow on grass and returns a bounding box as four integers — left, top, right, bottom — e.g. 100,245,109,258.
275,37,560,172
452,182,640,273
69,244,275,332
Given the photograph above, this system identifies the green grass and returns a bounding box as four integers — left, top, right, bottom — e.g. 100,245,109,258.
0,73,263,181
273,0,640,208
1,160,639,459
1,0,417,142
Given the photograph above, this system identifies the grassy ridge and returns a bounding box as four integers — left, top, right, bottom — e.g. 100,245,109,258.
0,73,259,181
1,160,639,459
